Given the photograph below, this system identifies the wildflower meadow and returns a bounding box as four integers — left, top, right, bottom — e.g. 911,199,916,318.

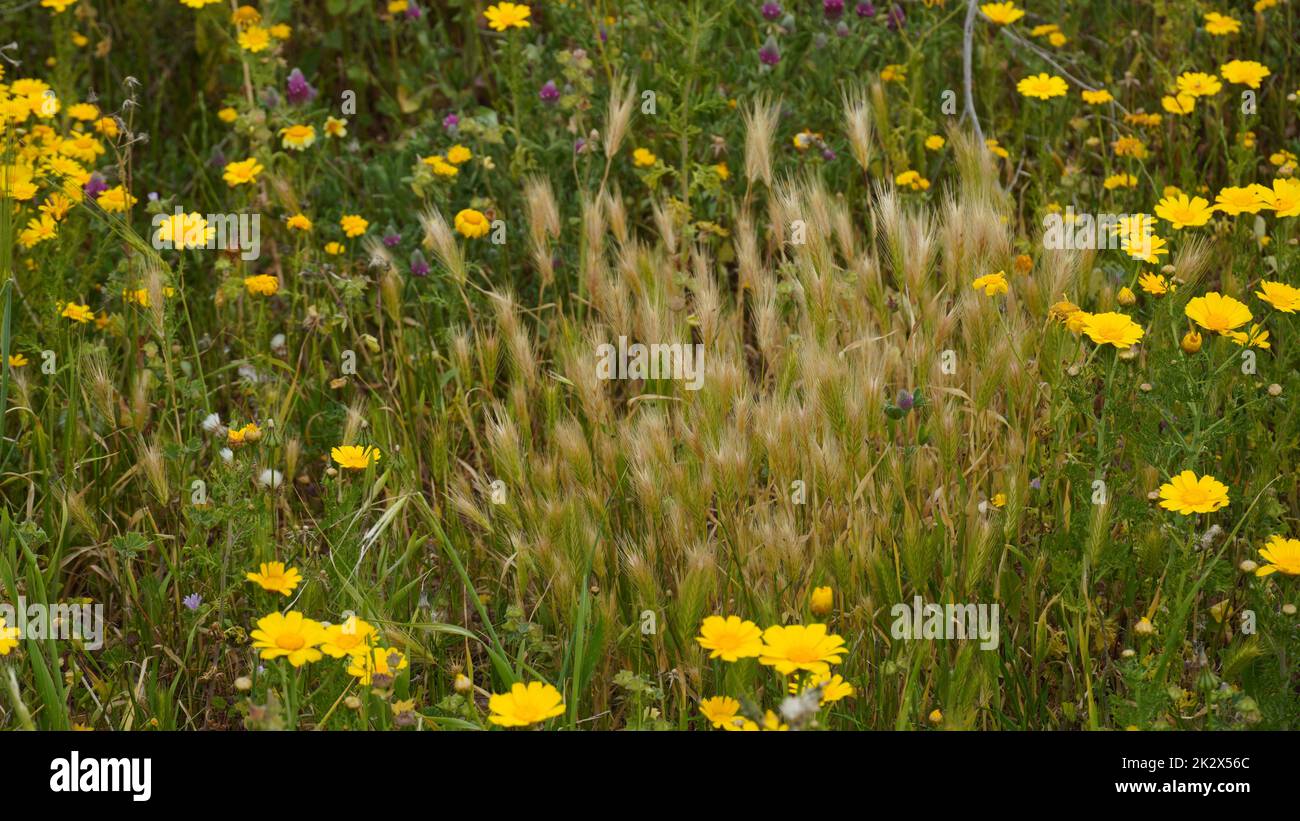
1,0,1299,744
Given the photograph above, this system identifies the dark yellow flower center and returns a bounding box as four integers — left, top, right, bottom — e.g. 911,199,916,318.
276,633,305,651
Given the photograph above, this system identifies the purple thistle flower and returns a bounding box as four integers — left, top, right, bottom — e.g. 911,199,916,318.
410,250,430,278
442,113,460,133
887,3,905,29
574,137,587,153
84,173,108,199
539,80,560,104
183,593,202,611
896,389,914,411
761,2,782,20
383,232,402,247
404,2,422,19
1030,477,1041,490
759,36,781,66
286,68,317,105
855,1,875,16
824,0,844,20
822,147,837,161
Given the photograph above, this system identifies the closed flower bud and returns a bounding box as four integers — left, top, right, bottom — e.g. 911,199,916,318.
1117,286,1136,306
1134,616,1155,636
1239,559,1258,573
810,585,833,616
1181,331,1202,354
454,673,473,693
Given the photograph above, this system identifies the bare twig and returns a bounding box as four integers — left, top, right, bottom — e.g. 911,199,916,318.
962,0,985,143
998,28,1132,116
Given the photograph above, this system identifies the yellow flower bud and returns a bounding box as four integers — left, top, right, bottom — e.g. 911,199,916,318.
1181,331,1202,354
810,585,833,616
